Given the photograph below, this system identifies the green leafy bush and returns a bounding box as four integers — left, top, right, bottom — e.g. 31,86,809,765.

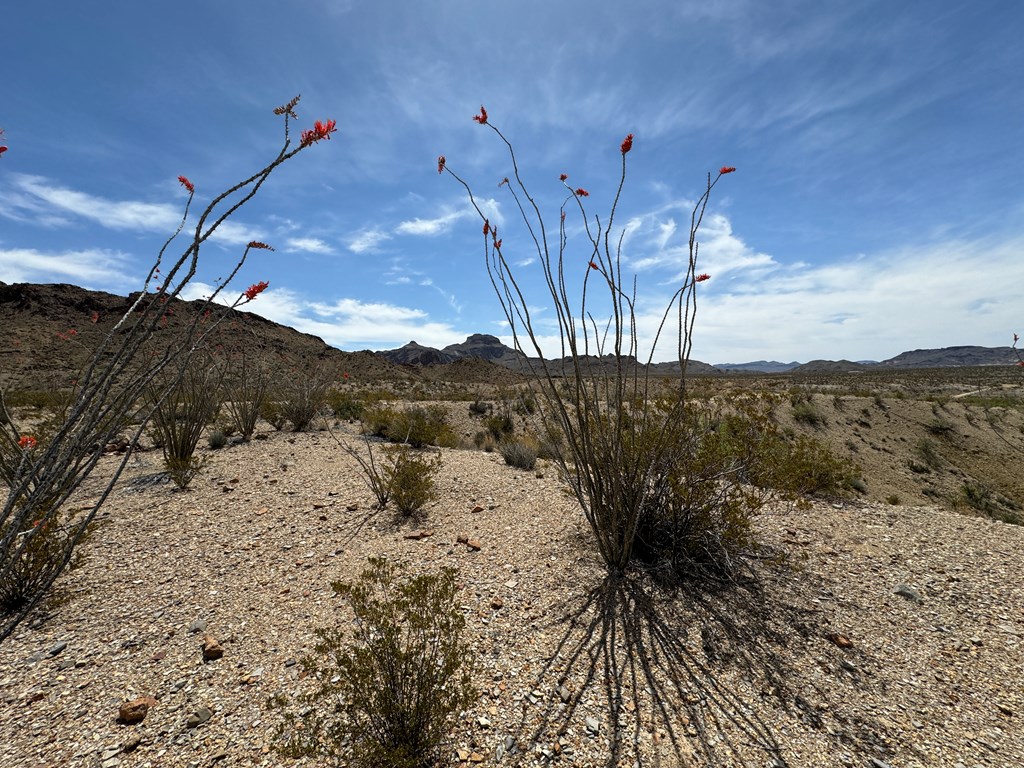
270,558,476,768
362,405,457,448
347,441,442,515
274,367,330,432
792,400,827,428
327,388,365,421
207,430,228,450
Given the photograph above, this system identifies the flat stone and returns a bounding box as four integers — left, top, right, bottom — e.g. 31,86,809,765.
185,706,213,728
47,641,68,657
894,584,922,603
188,619,208,634
585,716,600,735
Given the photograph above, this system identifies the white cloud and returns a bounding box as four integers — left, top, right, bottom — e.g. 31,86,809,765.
286,237,335,255
0,248,135,289
180,282,468,350
347,228,391,253
395,197,503,237
4,174,264,247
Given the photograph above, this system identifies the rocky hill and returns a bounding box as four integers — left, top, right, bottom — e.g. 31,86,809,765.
877,345,1018,368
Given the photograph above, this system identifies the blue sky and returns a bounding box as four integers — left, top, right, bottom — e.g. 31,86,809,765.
2,0,1021,364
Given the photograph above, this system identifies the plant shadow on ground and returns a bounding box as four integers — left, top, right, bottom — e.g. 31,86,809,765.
508,563,897,767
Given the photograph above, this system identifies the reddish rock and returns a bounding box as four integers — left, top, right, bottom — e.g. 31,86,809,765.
201,635,224,662
470,504,484,514
828,633,853,648
118,695,157,724
456,534,470,544
467,539,482,551
490,597,504,610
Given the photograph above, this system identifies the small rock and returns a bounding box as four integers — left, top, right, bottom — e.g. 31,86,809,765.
471,504,484,513
201,635,224,662
149,649,166,662
868,759,893,768
118,696,157,724
585,716,600,735
477,715,491,728
490,597,504,610
47,641,68,657
827,633,853,648
996,702,1014,716
122,734,142,753
188,619,208,635
557,685,571,703
456,534,469,544
894,584,922,603
185,706,213,728
467,539,482,551
469,753,484,763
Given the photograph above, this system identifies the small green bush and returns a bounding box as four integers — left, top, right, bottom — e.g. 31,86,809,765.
792,401,827,428
207,430,228,450
468,399,490,416
362,405,457,448
484,413,514,441
927,418,955,436
914,438,942,470
500,438,538,470
148,360,222,489
387,447,442,515
270,558,476,768
327,388,365,421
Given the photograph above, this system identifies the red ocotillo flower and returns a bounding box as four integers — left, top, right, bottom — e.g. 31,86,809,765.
589,261,599,270
301,119,337,146
437,155,446,174
178,175,194,193
18,435,37,450
483,219,490,235
472,105,488,124
559,173,568,181
695,273,711,282
247,241,275,251
243,281,270,300
620,133,634,154
575,188,589,197
719,166,736,175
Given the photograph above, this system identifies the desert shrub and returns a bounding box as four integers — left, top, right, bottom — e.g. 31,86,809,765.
914,437,942,470
959,482,1023,524
927,417,955,436
362,405,457,448
792,400,827,428
468,398,490,416
270,558,476,768
387,447,442,515
500,437,538,470
207,430,228,450
326,388,365,421
148,358,223,489
346,441,442,515
275,367,330,432
444,111,754,577
222,353,270,439
259,399,288,431
484,413,514,441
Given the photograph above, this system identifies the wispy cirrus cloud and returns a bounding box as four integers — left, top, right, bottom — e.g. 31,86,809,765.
3,174,265,246
346,227,392,254
396,197,502,237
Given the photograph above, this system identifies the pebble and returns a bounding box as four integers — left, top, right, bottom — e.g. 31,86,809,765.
894,584,923,603
585,716,600,735
185,706,213,728
47,641,68,657
188,619,208,634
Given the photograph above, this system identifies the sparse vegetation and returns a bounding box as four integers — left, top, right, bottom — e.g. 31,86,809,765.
270,558,475,768
500,437,539,470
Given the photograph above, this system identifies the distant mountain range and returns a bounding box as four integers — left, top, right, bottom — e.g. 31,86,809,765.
0,282,1019,390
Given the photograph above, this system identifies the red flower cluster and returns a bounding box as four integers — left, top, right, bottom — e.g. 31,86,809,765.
620,133,634,154
498,177,509,187
178,175,194,193
494,239,502,249
90,311,100,324
559,173,568,182
695,273,711,282
247,241,275,251
343,372,350,380
56,328,78,341
0,146,8,158
719,166,736,175
483,219,490,235
300,119,337,147
589,261,599,270
18,435,37,450
575,188,589,197
472,105,488,125
437,155,446,174
243,281,270,300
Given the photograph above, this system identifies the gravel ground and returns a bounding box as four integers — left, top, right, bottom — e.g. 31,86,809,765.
1,425,1022,768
